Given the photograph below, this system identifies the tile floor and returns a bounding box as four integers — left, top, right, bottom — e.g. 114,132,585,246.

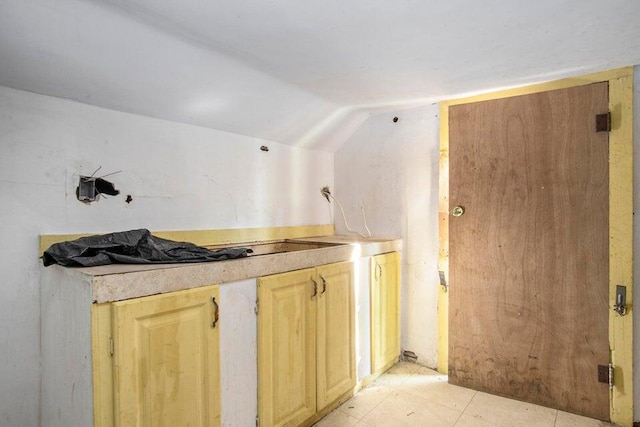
314,362,616,427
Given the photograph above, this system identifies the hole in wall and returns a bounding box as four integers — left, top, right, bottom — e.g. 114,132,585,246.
76,176,120,203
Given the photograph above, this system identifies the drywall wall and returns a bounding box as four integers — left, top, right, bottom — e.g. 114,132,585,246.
0,85,333,425
219,278,258,427
334,105,441,367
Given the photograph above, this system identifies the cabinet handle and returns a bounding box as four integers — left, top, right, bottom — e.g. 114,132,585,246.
211,296,219,328
320,275,327,294
311,278,318,298
375,263,382,279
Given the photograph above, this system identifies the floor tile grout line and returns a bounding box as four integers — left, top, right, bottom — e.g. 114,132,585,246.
553,408,558,426
460,389,477,415
339,364,422,422
342,389,393,422
451,389,478,427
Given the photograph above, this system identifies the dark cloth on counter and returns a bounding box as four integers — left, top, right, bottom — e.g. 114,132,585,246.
42,228,252,267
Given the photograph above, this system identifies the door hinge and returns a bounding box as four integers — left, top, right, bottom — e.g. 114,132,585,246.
256,415,259,427
254,298,259,316
595,112,611,132
597,363,613,389
108,337,114,357
438,270,448,293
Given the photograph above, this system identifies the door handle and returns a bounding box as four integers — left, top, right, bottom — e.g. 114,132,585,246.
452,206,465,217
211,296,219,328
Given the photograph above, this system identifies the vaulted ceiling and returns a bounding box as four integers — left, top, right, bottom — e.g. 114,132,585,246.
1,0,639,151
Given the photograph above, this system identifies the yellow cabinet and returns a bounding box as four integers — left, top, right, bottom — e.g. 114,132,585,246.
316,262,356,409
258,262,355,427
371,252,401,373
93,285,222,427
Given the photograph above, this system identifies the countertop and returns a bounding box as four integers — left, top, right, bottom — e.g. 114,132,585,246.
46,235,401,303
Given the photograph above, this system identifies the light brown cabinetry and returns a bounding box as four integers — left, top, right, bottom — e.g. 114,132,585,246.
258,262,355,427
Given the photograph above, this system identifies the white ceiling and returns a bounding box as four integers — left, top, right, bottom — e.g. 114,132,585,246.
1,0,639,151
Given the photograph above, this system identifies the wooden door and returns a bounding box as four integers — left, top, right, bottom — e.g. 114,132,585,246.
371,252,401,372
112,285,221,427
316,262,356,410
448,83,610,419
258,268,317,427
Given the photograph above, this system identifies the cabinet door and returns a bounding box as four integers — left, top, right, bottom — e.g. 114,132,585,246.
258,269,317,427
316,262,356,410
112,285,221,427
371,252,401,372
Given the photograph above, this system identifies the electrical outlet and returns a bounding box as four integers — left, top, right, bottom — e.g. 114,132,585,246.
320,186,331,202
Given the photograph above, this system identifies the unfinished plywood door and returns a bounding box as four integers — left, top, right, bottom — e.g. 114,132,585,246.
112,285,221,427
448,83,610,420
316,262,356,410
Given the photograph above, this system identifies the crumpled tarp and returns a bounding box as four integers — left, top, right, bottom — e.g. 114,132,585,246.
42,229,253,267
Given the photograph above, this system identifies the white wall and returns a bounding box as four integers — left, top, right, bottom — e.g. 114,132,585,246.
0,85,333,426
218,279,258,427
334,105,441,367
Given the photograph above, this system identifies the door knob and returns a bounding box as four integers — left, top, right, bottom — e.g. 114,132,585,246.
452,206,465,217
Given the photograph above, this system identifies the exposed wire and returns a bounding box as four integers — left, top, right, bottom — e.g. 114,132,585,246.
99,170,122,179
88,165,102,179
361,206,372,237
322,189,371,238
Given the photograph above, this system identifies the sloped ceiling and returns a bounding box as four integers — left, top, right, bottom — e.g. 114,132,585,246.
1,0,639,151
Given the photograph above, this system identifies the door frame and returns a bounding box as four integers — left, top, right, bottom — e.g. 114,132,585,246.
437,67,634,425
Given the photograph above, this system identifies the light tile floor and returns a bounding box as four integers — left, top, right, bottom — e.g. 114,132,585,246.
314,362,616,427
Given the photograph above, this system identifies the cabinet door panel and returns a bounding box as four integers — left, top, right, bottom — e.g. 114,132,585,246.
258,269,317,427
371,252,401,372
112,285,221,427
317,262,356,410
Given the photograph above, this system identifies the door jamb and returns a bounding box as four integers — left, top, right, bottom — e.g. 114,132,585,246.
437,67,634,426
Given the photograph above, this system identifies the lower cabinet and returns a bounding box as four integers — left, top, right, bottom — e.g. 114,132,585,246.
371,252,401,372
258,262,355,427
93,285,222,427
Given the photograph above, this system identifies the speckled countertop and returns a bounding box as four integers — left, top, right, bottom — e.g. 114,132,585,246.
47,235,401,303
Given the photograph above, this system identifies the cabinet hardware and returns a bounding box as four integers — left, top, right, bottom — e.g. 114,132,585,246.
311,277,318,298
211,296,219,328
375,263,382,279
320,275,327,294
